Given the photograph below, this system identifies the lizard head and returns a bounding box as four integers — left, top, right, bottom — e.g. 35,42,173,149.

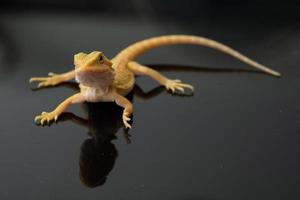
74,51,114,88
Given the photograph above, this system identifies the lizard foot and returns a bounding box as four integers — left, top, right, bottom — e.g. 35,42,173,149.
122,111,132,129
34,111,59,125
165,79,194,94
29,72,66,88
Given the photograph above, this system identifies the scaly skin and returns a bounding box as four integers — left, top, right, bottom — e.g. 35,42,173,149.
29,35,281,129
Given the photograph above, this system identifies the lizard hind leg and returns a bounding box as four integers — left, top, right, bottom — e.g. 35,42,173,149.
128,61,194,94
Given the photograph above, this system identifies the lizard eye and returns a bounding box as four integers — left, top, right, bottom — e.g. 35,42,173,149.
99,55,104,62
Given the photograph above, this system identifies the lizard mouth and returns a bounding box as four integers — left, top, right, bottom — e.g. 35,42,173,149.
76,66,109,74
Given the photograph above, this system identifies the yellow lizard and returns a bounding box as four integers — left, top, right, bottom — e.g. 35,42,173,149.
29,35,281,129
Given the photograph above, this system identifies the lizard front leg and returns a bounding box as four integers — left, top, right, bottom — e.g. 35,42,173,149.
35,93,85,125
113,93,133,129
30,70,75,88
128,61,194,94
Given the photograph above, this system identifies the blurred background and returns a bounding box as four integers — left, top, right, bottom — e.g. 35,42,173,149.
1,0,300,21
0,0,299,77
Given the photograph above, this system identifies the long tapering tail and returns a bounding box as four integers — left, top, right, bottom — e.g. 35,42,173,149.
117,35,280,77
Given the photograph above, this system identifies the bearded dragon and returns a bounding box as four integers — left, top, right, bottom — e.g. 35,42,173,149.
29,35,281,129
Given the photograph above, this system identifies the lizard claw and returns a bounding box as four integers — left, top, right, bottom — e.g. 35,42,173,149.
34,111,59,125
122,111,132,129
48,72,58,76
165,79,194,94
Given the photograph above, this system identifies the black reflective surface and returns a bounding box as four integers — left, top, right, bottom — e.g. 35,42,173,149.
0,11,300,200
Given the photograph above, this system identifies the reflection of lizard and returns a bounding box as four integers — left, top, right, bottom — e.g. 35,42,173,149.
29,35,281,129
48,87,162,188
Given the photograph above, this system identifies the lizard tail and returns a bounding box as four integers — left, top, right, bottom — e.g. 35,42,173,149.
117,35,280,77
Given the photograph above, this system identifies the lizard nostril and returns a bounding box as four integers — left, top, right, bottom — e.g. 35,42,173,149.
99,56,104,61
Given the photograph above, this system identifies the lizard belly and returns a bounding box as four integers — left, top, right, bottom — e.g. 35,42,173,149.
80,85,113,102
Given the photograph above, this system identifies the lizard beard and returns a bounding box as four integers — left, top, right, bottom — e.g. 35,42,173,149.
75,70,115,90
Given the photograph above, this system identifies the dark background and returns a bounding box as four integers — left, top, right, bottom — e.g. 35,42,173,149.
0,1,299,200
